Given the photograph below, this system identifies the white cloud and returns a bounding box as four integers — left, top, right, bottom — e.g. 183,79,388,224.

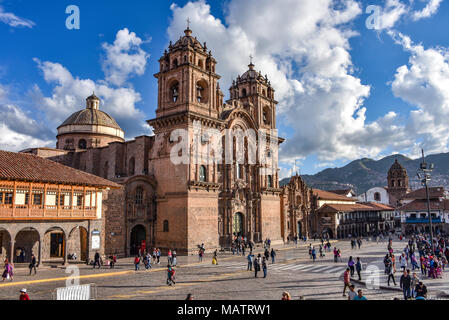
0,6,35,28
412,0,443,21
368,0,443,31
32,28,152,139
0,86,53,151
389,31,449,156
102,28,150,86
374,0,409,30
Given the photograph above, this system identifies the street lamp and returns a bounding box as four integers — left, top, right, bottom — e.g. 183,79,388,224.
416,149,435,252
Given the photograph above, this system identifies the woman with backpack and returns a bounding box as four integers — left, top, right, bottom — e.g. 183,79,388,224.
167,265,176,286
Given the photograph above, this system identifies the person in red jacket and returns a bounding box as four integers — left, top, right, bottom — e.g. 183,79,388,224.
19,289,30,300
343,268,351,297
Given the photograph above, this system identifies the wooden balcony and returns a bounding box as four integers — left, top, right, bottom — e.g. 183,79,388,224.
0,181,100,220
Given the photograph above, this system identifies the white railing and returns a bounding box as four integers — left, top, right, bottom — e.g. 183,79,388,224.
52,284,97,300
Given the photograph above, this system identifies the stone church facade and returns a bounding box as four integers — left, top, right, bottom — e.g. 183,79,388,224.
23,27,308,256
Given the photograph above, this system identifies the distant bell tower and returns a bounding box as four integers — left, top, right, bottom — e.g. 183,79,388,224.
228,56,278,130
153,24,222,119
387,159,409,206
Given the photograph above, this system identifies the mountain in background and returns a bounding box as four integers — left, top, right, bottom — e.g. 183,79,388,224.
280,153,449,194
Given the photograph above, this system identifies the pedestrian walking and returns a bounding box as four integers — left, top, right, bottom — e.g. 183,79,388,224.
400,269,412,300
134,256,140,271
247,252,254,271
312,247,317,262
172,250,177,267
262,257,268,278
343,268,351,297
167,265,176,286
254,254,261,278
356,257,363,281
157,248,161,264
2,259,13,282
198,247,204,262
270,248,276,264
212,250,219,265
29,254,37,276
93,251,101,269
348,256,355,276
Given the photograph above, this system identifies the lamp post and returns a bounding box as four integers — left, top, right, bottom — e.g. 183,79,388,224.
416,149,435,252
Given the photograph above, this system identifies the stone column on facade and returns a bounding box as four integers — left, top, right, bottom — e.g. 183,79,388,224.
63,234,68,266
37,237,44,267
9,239,15,263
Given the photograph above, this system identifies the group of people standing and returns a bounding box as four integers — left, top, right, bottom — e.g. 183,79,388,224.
246,248,277,278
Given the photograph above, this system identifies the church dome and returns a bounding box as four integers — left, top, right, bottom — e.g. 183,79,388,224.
56,94,125,151
59,108,122,130
171,28,204,51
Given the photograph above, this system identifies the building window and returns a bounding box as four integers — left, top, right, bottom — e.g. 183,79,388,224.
170,82,179,103
135,187,144,205
24,193,29,205
374,192,381,201
242,88,247,97
398,180,402,187
78,139,87,150
268,175,273,188
56,194,65,206
199,166,207,182
77,195,84,207
33,193,42,206
1,193,13,205
163,220,169,232
173,58,178,68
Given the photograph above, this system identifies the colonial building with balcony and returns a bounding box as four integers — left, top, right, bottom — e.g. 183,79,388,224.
398,187,449,234
0,150,120,266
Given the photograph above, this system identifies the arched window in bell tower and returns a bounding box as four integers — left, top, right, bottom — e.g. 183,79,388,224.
196,81,207,103
169,81,179,103
263,107,271,125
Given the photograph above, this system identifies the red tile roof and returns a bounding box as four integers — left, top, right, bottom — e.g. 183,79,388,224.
361,202,395,211
317,202,395,214
327,189,355,196
401,187,445,200
0,150,120,188
398,199,449,211
317,203,373,214
313,189,357,202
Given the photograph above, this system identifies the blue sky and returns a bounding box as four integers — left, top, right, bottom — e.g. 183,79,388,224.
0,0,449,177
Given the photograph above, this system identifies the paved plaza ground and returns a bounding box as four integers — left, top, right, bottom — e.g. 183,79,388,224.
0,238,447,300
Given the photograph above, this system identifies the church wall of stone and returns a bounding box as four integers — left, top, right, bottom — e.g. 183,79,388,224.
102,187,126,257
187,190,220,253
260,194,283,244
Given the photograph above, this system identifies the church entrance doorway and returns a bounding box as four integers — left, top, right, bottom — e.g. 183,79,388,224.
233,213,244,237
297,222,302,239
130,225,146,255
